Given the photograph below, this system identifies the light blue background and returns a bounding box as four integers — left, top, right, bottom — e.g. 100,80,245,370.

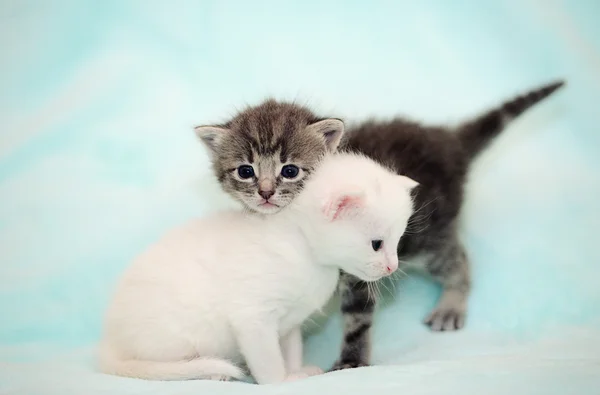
1,1,599,394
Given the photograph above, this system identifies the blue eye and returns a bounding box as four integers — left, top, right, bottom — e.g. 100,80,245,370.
281,165,300,179
237,165,255,179
371,240,383,251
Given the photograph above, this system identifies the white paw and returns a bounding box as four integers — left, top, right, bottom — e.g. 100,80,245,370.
298,365,324,377
284,365,324,382
284,372,309,382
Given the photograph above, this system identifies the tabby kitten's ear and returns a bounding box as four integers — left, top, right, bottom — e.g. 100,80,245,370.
306,119,345,152
194,126,229,157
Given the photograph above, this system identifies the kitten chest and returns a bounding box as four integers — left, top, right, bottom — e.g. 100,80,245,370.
277,266,339,335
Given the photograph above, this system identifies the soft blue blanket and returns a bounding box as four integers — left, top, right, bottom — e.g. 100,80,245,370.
1,1,599,394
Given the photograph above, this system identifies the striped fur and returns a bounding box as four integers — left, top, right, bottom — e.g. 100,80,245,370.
195,80,565,371
195,100,343,214
333,80,565,369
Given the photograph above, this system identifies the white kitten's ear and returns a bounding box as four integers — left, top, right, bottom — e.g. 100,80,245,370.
306,119,345,152
323,189,366,221
398,175,419,191
194,125,229,156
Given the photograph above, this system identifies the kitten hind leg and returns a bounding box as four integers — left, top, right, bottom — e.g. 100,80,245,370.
424,238,471,331
330,274,374,371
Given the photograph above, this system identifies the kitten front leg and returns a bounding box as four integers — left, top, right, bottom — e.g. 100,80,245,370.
280,327,303,373
235,323,287,384
280,327,323,378
330,273,374,371
424,238,471,331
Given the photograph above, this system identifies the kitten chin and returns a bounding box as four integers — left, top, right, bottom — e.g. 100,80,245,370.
252,201,283,214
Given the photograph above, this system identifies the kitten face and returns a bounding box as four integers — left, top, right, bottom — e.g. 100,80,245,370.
320,174,417,281
196,100,344,214
296,153,418,281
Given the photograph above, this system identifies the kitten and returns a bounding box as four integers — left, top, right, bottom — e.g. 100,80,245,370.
195,80,565,370
98,153,416,384
196,102,345,214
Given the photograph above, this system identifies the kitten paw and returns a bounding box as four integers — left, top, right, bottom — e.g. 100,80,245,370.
284,372,310,382
284,366,324,382
298,365,324,377
424,307,465,331
208,375,232,381
328,360,369,372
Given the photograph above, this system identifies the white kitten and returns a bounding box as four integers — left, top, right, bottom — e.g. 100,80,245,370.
98,153,416,384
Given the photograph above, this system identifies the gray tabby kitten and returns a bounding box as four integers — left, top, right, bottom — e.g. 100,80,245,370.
196,106,344,213
195,80,565,370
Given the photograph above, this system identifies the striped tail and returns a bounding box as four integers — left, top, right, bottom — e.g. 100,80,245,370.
457,80,565,161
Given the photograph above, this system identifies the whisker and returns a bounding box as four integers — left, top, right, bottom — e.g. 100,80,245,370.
388,277,398,294
373,282,381,301
408,213,432,224
378,281,385,298
302,317,324,331
379,280,393,298
412,196,440,215
370,281,381,302
406,196,439,235
371,282,378,302
371,282,379,303
373,282,382,300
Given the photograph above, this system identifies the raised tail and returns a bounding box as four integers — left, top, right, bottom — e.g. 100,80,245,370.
98,346,244,381
457,80,565,161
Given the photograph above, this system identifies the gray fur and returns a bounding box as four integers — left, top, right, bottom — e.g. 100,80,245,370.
196,80,565,370
332,80,564,369
195,100,343,214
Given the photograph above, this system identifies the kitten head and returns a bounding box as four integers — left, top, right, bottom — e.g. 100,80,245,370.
297,154,418,281
195,100,344,214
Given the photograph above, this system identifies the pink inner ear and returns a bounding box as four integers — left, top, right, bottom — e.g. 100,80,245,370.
331,195,363,220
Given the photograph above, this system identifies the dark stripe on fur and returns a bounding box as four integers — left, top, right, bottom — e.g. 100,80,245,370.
340,282,375,314
344,322,370,344
458,80,565,160
332,318,372,370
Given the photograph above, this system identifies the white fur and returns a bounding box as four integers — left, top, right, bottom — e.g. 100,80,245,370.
98,153,416,384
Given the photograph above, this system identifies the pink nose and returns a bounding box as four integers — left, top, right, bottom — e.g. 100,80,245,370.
259,190,274,200
386,260,398,274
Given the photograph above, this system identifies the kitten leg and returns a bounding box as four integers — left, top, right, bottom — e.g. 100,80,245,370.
330,274,374,371
424,238,471,331
235,323,299,384
280,327,303,373
281,327,324,378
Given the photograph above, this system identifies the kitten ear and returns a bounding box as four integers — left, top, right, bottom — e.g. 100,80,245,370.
398,175,419,191
306,119,345,152
194,125,229,156
323,189,366,221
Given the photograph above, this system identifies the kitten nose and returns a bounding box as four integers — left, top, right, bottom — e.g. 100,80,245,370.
259,190,275,200
385,257,398,274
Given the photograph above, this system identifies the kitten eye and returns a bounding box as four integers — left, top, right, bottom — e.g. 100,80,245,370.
281,164,300,179
371,240,383,251
237,165,255,179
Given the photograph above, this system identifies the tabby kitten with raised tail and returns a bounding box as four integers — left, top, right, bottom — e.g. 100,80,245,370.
195,80,565,371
